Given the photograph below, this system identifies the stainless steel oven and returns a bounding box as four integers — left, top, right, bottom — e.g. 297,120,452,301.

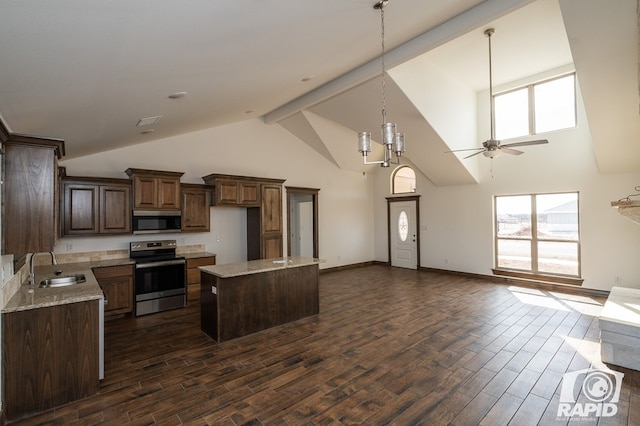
130,239,186,316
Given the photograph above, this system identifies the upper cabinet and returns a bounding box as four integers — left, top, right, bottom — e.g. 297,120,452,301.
203,174,260,206
202,173,284,259
60,174,131,236
125,168,183,210
181,184,211,233
2,135,64,255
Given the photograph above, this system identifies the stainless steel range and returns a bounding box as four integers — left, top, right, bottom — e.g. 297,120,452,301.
130,239,186,316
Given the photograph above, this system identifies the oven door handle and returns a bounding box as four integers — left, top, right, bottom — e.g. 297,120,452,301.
135,259,186,269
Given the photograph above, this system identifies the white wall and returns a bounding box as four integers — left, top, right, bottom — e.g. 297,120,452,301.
373,76,640,291
59,118,375,269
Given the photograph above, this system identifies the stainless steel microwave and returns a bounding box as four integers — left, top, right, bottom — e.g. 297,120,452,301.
132,210,182,234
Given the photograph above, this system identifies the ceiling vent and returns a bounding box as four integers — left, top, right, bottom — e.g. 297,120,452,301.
136,116,162,127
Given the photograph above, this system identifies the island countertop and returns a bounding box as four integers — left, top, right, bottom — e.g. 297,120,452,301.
199,256,320,278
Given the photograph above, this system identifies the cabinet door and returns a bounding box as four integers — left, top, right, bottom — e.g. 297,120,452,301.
3,142,58,253
63,183,100,235
262,234,283,259
101,276,134,316
239,182,260,206
93,265,134,316
215,180,239,205
3,301,99,420
157,177,181,209
182,187,210,232
261,184,282,233
99,184,131,234
132,175,157,209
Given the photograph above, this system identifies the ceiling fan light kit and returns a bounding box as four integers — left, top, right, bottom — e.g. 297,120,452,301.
357,0,406,168
447,27,548,160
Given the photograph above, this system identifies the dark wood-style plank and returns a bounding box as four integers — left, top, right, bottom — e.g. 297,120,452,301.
7,265,640,425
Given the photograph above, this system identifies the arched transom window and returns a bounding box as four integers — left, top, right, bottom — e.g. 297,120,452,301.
392,166,416,194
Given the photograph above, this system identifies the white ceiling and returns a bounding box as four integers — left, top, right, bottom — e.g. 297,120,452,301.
0,0,638,183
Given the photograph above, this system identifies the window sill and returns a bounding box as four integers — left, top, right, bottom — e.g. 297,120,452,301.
492,269,584,286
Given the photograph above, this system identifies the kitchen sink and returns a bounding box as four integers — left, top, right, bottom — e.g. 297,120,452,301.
39,274,86,288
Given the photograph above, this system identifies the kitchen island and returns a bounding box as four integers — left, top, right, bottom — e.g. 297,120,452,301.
199,257,320,342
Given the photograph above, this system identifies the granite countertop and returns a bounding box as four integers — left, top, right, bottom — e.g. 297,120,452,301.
2,258,134,314
200,256,320,278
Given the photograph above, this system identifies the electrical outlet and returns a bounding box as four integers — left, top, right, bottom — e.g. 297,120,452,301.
615,276,622,284
444,258,449,264
66,243,73,252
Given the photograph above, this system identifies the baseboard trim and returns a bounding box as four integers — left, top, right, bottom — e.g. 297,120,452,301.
420,266,610,298
320,262,610,298
319,261,381,274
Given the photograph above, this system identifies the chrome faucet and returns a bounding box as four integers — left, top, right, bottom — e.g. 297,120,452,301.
29,251,58,285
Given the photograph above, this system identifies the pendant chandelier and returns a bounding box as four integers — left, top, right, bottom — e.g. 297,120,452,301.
357,0,405,167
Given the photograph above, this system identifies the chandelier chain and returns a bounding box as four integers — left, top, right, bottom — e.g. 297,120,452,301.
380,3,387,125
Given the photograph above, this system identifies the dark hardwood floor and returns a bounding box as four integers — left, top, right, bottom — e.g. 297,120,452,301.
9,265,640,425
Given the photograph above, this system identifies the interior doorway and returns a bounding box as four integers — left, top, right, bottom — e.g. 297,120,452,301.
387,196,420,269
286,187,319,258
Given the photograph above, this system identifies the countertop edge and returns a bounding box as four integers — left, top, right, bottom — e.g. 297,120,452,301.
199,257,320,278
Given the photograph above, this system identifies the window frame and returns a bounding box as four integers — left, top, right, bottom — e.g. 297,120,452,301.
492,191,583,286
493,72,577,140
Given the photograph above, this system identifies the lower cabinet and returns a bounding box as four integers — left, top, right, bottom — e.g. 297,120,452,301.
2,300,100,421
186,255,216,301
92,264,134,317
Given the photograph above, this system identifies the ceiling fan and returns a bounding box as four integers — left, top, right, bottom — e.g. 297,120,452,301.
448,28,548,159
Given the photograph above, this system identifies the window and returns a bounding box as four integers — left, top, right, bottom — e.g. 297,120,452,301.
494,73,576,140
494,192,580,279
392,166,416,194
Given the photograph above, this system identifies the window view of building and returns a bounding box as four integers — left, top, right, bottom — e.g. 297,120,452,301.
392,166,416,194
494,192,580,277
494,73,576,140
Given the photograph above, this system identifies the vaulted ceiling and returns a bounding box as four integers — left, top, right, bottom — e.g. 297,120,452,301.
0,0,638,185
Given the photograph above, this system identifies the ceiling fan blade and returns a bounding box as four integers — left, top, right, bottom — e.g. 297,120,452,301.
464,150,486,159
500,147,524,155
501,139,549,148
445,147,485,153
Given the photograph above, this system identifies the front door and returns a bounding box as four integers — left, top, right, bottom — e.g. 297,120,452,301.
388,197,419,269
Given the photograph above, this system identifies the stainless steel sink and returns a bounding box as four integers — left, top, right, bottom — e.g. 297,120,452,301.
39,274,86,288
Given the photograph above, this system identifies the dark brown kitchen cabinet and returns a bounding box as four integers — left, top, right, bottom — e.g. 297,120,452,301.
186,255,216,301
181,184,211,232
92,264,134,317
203,174,284,260
205,176,260,206
61,178,131,236
260,183,283,258
2,300,99,421
2,136,64,255
125,168,184,210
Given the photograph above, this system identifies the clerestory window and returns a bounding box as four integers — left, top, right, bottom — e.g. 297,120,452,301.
494,73,576,140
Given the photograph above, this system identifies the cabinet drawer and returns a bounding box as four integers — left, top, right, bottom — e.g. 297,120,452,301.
186,256,216,269
92,264,134,280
